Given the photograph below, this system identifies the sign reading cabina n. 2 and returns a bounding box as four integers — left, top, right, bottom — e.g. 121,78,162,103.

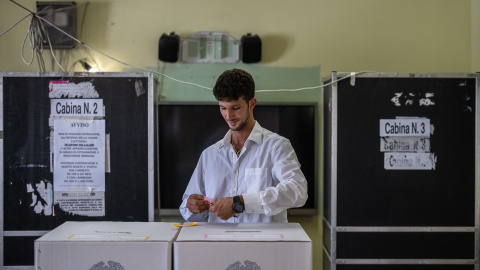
52,99,103,116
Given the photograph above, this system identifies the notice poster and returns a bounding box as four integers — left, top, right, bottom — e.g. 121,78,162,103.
54,192,105,216
53,118,106,216
54,118,105,191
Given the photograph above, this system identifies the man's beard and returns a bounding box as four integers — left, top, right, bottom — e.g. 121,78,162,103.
230,111,250,131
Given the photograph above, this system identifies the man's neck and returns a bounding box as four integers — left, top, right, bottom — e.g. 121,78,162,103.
231,121,255,146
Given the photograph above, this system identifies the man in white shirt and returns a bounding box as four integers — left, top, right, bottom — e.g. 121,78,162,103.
179,69,308,223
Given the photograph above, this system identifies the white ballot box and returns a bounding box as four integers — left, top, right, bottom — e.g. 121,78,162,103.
174,222,312,270
35,221,180,270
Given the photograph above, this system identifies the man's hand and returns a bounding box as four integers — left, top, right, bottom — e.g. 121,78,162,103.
186,194,210,214
209,197,235,220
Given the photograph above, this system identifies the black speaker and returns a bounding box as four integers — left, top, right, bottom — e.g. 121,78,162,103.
158,32,179,63
241,33,262,63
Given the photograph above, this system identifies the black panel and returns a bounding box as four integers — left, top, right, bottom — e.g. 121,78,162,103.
337,232,474,259
3,75,150,232
4,236,39,265
334,77,476,226
156,103,317,212
323,74,478,268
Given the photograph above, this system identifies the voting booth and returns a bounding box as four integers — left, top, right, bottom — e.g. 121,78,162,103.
1,72,154,268
174,222,312,270
323,72,479,269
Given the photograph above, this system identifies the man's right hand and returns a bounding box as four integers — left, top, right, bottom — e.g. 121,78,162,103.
186,194,210,214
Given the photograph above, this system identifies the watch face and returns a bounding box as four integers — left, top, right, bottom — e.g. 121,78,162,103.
233,203,244,213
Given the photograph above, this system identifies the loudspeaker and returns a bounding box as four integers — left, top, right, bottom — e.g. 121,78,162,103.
36,2,76,49
158,32,179,63
241,33,262,63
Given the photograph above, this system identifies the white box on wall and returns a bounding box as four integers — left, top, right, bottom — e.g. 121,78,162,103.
34,222,180,270
174,222,312,270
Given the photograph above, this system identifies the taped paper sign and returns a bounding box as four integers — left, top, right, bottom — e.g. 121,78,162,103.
391,92,435,107
49,80,108,216
49,81,99,98
380,137,430,152
384,153,436,170
51,99,103,117
380,117,436,170
380,118,430,137
54,191,105,216
27,180,53,215
53,118,105,191
53,118,106,216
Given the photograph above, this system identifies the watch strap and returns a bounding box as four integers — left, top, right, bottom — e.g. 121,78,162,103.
232,195,244,213
233,195,241,204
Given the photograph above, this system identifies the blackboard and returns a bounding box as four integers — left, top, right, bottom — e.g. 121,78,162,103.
155,102,318,215
1,72,153,267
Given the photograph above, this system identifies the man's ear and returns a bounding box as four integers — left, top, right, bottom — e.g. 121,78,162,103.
249,98,257,109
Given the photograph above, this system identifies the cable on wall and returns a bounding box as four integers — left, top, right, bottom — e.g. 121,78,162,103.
2,1,65,72
2,0,375,92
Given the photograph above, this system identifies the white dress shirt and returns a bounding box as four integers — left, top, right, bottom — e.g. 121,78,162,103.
179,121,308,223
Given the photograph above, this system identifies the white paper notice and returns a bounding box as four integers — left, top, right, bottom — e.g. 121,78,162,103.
379,117,436,170
380,137,431,152
54,191,105,216
54,119,105,192
50,99,103,117
384,153,436,170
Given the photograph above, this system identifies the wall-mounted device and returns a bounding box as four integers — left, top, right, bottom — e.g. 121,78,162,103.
36,1,76,49
181,31,239,63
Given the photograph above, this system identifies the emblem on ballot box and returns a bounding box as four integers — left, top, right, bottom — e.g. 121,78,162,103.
90,261,125,270
227,260,261,270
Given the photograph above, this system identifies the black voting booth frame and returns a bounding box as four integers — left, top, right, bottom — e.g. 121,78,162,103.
323,72,480,270
0,72,154,269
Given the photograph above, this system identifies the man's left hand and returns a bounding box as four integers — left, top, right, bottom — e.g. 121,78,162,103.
209,197,235,220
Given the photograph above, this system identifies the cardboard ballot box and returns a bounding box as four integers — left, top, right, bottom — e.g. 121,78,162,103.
174,222,312,270
34,222,180,270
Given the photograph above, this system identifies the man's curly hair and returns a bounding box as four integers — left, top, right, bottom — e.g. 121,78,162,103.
213,69,255,102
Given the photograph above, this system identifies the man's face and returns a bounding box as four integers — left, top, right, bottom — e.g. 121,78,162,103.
218,97,254,131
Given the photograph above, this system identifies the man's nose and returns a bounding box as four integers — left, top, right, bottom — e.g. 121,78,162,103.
225,109,233,120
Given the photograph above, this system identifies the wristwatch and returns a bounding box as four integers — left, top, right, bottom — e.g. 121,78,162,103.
232,195,245,214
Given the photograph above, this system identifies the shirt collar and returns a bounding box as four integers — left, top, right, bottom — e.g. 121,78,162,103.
219,121,263,150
